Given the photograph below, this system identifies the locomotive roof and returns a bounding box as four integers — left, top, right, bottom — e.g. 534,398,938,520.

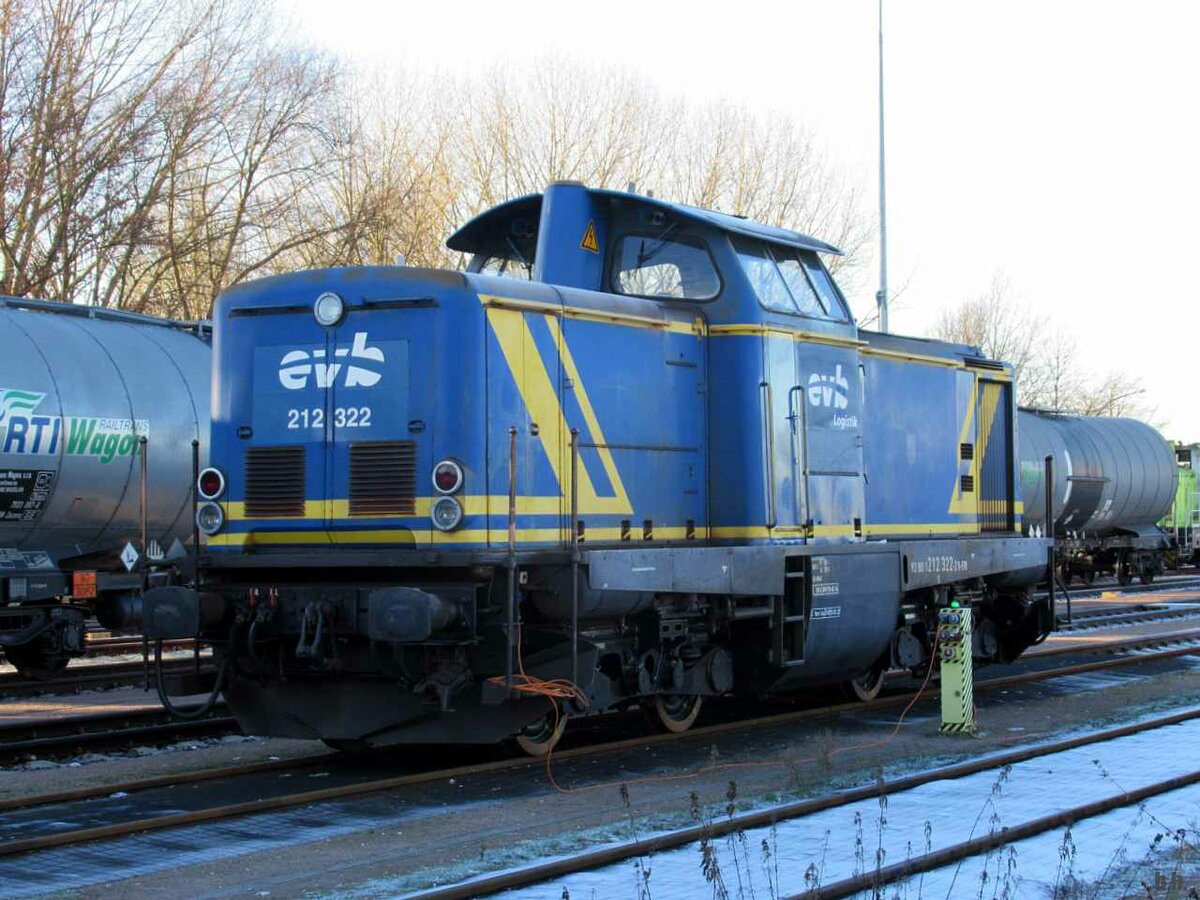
446,186,843,257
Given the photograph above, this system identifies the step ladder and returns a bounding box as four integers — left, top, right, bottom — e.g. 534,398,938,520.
774,557,810,668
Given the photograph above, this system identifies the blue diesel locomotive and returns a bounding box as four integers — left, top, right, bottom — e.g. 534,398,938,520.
148,184,1054,752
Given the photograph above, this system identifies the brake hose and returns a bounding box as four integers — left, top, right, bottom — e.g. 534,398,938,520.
155,626,235,721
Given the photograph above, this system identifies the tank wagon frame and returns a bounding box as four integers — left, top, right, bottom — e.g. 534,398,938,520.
146,184,1056,750
0,297,210,677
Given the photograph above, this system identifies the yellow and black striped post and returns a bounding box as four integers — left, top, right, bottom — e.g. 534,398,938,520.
938,604,976,735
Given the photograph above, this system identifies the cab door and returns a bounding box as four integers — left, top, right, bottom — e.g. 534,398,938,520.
796,344,865,540
764,330,807,534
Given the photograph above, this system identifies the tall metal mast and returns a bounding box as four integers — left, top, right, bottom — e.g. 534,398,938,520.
876,0,890,333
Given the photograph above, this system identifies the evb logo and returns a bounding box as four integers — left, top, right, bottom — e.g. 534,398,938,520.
278,332,385,390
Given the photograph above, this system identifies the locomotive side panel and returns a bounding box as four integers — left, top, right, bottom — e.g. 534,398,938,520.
479,283,707,548
706,333,770,540
860,354,975,537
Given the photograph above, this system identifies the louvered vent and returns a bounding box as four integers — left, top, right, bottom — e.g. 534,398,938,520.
349,441,416,516
960,443,975,460
244,446,306,517
960,474,975,493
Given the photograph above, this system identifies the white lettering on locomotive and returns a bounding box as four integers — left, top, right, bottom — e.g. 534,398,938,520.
278,332,384,390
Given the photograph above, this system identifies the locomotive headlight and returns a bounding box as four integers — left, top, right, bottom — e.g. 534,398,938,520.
431,496,463,532
432,459,464,494
313,291,345,327
197,467,225,500
196,501,225,536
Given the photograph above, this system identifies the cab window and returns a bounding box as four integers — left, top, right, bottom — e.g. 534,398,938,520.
611,234,720,300
734,239,848,321
476,254,531,280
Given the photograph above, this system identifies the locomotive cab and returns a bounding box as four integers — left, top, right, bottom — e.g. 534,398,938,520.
151,184,1059,752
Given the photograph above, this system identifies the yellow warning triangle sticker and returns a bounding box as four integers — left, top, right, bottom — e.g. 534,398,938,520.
580,220,600,254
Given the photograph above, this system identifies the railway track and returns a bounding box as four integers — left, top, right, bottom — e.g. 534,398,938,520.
78,636,196,658
2,631,1198,866
0,706,236,765
407,707,1200,899
1056,602,1200,632
0,658,214,699
0,635,195,665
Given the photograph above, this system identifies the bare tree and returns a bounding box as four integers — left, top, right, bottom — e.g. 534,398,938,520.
931,272,1156,421
932,272,1046,387
449,62,870,272
3,12,869,317
0,0,348,318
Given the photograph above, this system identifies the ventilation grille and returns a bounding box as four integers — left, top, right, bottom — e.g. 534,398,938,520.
960,443,974,460
349,441,417,516
244,446,306,518
960,474,975,493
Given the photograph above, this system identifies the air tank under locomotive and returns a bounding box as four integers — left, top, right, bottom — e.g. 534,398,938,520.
0,297,210,676
1017,409,1177,584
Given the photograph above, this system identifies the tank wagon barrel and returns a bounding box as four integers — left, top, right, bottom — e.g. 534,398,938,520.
0,296,211,677
1017,409,1177,585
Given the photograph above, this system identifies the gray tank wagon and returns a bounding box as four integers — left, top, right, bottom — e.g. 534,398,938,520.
0,297,210,676
1018,409,1177,585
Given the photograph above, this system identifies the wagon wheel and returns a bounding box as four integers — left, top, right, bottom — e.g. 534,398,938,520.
842,663,887,703
514,710,567,757
1139,563,1156,586
4,639,69,681
1116,552,1134,587
643,694,703,734
1058,563,1073,587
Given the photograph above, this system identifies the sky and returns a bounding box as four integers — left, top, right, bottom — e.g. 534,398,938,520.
280,0,1200,440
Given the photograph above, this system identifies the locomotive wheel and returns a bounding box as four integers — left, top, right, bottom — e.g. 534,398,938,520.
1081,566,1096,586
1139,568,1155,586
514,711,567,757
4,641,69,680
644,694,703,734
842,664,886,703
1058,563,1073,587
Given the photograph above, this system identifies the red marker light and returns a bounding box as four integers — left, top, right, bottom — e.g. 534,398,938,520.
432,460,463,494
198,468,225,499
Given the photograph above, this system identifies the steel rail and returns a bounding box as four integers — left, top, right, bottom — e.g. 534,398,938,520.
2,639,1199,859
0,660,215,697
81,637,197,657
404,708,1200,899
0,715,236,763
0,749,340,814
1058,611,1200,634
1025,626,1200,660
802,768,1200,899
